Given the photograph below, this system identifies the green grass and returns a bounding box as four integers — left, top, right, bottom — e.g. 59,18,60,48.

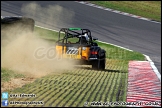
89,1,161,22
1,68,25,82
96,41,145,61
7,61,128,107
34,26,65,44
34,26,59,41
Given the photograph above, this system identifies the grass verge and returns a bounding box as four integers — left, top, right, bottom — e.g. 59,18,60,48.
89,1,161,22
1,68,25,82
96,41,145,61
7,61,128,107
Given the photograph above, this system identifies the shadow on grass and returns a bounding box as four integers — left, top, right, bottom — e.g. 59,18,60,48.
73,66,127,73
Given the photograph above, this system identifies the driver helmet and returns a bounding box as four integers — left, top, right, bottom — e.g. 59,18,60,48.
81,33,89,42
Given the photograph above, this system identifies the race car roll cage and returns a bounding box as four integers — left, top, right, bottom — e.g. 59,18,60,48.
57,28,96,45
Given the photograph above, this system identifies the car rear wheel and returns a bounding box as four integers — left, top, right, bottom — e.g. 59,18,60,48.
92,59,105,70
92,60,98,70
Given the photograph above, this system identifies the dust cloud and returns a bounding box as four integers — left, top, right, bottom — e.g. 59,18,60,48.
1,2,76,78
21,2,75,28
1,25,75,78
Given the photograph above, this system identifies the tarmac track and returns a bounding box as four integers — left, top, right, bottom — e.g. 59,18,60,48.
1,1,161,74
